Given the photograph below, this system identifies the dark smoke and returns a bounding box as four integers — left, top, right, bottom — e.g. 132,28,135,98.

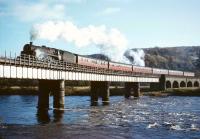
30,28,37,41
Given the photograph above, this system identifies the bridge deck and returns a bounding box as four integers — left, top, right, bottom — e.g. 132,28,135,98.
0,56,159,82
0,56,155,76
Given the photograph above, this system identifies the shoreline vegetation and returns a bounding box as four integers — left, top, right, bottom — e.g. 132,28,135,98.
0,86,125,96
143,88,200,96
0,86,200,96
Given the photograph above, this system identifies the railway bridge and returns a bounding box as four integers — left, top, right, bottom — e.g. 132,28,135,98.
165,77,200,88
150,75,200,91
0,53,199,110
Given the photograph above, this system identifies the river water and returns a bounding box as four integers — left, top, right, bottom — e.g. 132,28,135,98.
0,95,200,139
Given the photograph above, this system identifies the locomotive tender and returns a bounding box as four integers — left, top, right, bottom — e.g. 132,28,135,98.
21,42,195,77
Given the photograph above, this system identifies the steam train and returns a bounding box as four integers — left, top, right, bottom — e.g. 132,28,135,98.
21,42,195,77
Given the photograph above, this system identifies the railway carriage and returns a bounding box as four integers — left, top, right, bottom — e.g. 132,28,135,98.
153,68,169,75
132,66,152,74
169,70,183,76
77,55,108,69
109,62,132,72
183,72,195,77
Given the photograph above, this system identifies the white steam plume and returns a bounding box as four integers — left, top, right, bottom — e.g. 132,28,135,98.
30,20,145,66
35,49,47,60
126,49,145,66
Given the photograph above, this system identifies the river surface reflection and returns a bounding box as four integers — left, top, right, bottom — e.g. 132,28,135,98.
0,95,200,139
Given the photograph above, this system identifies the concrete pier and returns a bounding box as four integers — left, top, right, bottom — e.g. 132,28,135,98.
124,82,133,98
53,80,65,109
124,82,140,98
90,81,110,105
90,81,99,106
53,109,64,122
159,74,166,91
38,80,65,110
38,80,50,110
37,109,50,124
100,82,110,105
150,82,158,91
133,82,140,97
150,74,166,91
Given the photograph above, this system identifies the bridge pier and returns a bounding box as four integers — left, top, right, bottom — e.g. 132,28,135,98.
90,81,110,105
150,74,166,91
101,82,110,105
159,74,166,91
133,82,140,97
124,82,140,98
38,80,50,110
38,80,65,110
53,80,65,109
91,81,98,106
150,82,158,91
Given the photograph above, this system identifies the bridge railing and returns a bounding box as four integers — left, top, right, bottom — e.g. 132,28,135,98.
0,52,156,77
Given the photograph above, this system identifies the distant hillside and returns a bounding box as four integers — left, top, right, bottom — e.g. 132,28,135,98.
143,46,200,72
87,54,110,61
88,46,200,73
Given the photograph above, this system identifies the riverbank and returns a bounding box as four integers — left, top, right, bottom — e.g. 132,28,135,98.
0,86,125,96
0,86,38,95
163,88,200,96
0,86,200,96
145,88,200,96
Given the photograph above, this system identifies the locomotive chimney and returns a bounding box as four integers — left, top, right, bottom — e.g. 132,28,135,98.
30,41,33,46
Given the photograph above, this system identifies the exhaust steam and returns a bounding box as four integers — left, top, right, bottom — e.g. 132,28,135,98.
30,20,145,66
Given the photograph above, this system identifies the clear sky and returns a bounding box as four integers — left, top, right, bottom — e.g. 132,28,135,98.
0,0,200,56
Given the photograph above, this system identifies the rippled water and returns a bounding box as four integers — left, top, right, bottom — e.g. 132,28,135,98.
0,95,200,139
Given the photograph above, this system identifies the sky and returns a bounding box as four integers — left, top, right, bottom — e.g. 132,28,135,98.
0,0,200,57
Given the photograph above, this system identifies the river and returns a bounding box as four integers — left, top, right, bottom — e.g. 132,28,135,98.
0,95,200,139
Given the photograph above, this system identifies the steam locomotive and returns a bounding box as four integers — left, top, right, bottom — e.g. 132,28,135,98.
20,42,195,77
